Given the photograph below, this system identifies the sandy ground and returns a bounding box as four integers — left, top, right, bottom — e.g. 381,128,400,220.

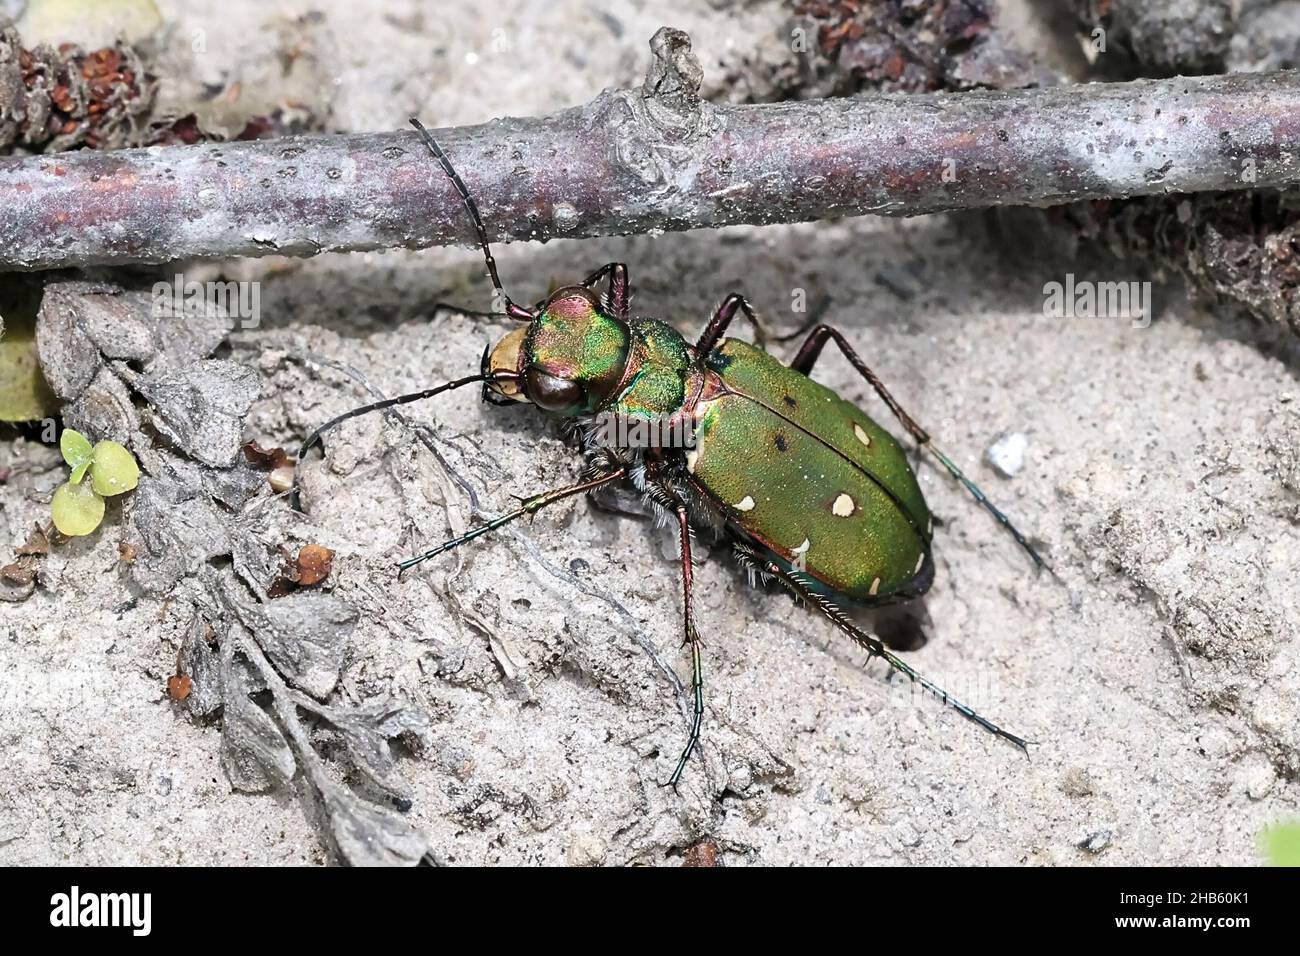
1,0,1297,865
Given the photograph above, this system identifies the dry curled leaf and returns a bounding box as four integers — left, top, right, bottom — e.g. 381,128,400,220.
15,522,51,557
242,440,291,470
0,562,33,585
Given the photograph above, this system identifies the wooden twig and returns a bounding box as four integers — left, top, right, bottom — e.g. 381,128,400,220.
3,28,1300,273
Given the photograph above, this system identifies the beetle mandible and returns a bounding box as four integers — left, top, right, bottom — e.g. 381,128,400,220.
297,118,1051,789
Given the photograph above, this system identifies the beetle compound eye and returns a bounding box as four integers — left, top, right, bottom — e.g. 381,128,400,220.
525,367,584,411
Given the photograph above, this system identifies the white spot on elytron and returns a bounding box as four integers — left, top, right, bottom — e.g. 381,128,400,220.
927,517,933,535
854,423,871,447
735,495,755,512
832,493,855,517
914,553,925,574
685,450,698,473
869,577,881,596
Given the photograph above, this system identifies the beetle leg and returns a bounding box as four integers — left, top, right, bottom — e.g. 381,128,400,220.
581,262,631,319
695,293,772,354
734,543,1032,753
789,324,1052,573
666,498,705,790
640,476,706,790
395,466,627,572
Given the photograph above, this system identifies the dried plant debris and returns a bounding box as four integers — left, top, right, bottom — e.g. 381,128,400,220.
243,441,297,494
1060,192,1300,338
0,520,53,600
217,572,353,701
134,361,260,469
29,276,434,864
779,0,1053,97
36,280,238,449
0,16,157,151
1074,0,1235,76
201,571,433,865
0,11,324,155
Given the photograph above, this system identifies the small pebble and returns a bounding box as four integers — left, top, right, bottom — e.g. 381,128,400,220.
1077,828,1113,854
986,431,1028,477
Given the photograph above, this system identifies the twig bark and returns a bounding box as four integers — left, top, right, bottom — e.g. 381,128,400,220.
3,28,1300,272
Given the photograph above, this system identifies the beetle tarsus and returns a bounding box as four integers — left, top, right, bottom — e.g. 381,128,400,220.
737,543,1032,754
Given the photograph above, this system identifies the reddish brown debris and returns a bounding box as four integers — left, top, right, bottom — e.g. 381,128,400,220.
268,543,335,597
243,441,298,493
0,562,33,585
15,522,51,556
682,839,722,867
787,0,1049,96
0,521,55,592
293,544,334,586
167,673,193,702
0,21,157,153
242,441,292,470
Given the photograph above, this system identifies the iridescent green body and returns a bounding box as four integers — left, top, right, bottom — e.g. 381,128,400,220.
517,289,933,605
315,124,1042,791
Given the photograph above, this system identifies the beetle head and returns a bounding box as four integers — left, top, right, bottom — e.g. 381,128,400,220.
483,285,630,415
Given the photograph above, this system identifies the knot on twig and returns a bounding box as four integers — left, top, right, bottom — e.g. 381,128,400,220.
641,26,704,141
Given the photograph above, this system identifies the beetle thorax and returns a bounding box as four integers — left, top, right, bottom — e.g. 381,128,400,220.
485,286,698,430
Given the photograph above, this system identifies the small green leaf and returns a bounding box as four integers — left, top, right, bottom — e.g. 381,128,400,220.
51,480,106,536
0,309,59,423
60,428,93,472
70,459,91,484
90,440,140,496
1262,823,1300,867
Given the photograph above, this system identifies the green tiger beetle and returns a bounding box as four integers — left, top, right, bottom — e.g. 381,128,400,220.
298,118,1050,789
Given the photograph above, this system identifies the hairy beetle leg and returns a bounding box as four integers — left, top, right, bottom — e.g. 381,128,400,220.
695,292,772,354
662,500,705,791
581,262,631,319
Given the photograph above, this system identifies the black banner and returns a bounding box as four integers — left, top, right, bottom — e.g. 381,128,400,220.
0,865,1285,941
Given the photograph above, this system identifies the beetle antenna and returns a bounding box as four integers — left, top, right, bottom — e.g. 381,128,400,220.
291,372,494,510
409,117,533,322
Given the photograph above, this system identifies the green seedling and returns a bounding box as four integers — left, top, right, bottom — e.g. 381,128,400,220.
1262,823,1300,867
51,429,139,536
